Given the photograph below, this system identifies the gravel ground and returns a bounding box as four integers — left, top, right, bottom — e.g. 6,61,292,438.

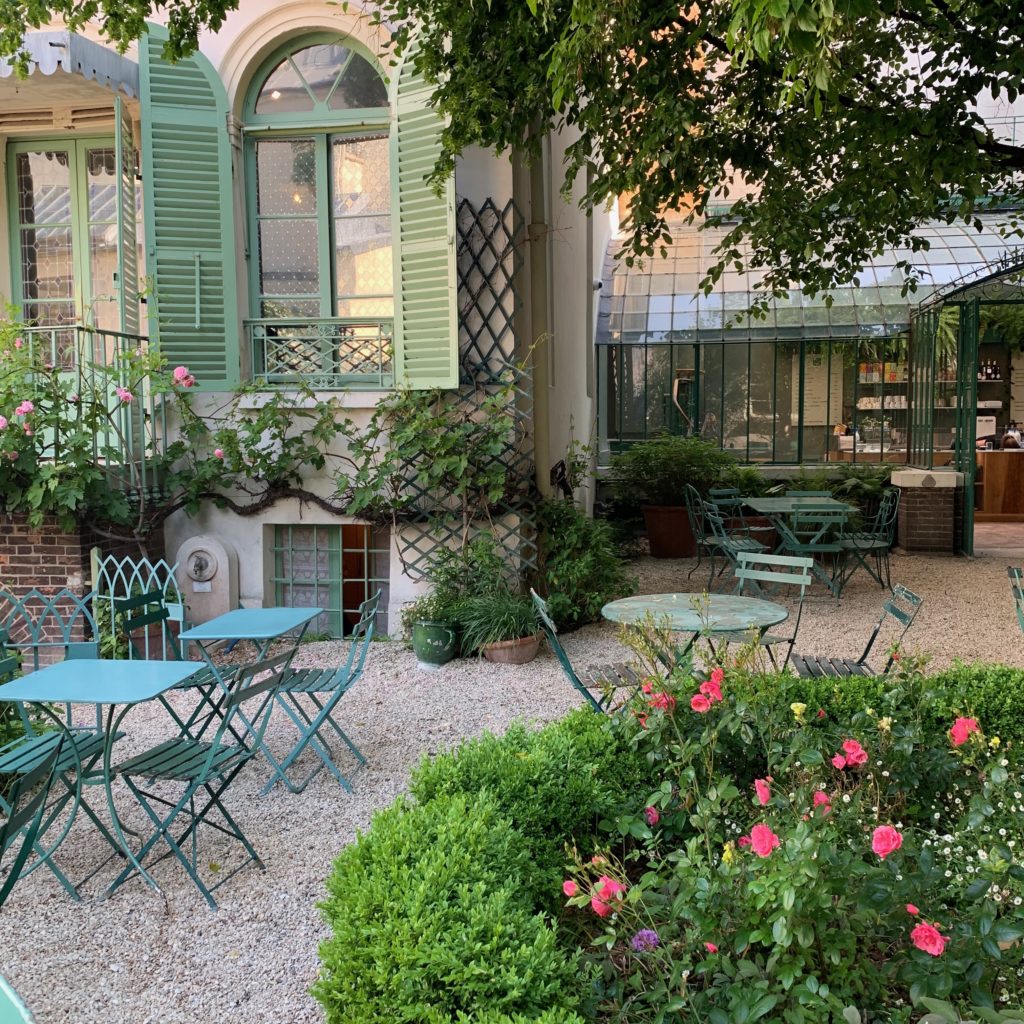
1,548,1022,1023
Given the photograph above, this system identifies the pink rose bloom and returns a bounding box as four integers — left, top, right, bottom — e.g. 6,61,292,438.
906,904,920,916
641,681,653,694
841,739,868,766
872,825,903,860
14,400,33,416
644,805,660,826
596,875,627,901
115,387,133,404
650,692,676,713
562,880,577,897
172,365,190,383
0,416,7,430
22,425,32,436
6,451,16,461
749,823,781,858
699,678,723,702
709,666,724,686
69,393,79,403
591,897,612,917
13,337,22,349
690,693,712,713
831,753,847,770
754,778,771,806
949,717,980,747
812,790,831,816
704,942,718,953
214,448,225,460
910,921,949,956
590,855,606,865
737,835,752,848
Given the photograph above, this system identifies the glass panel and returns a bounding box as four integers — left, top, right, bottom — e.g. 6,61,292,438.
256,140,317,215
89,223,119,332
258,220,320,296
747,343,776,463
700,345,724,444
291,44,348,104
774,342,800,462
261,297,321,319
329,53,388,109
336,296,395,317
255,56,314,114
86,148,117,219
16,151,71,224
332,136,389,215
722,345,749,456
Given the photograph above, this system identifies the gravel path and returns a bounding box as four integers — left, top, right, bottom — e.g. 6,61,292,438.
1,549,1021,1023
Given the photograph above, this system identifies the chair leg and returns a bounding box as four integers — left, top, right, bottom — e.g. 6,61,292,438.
688,541,703,579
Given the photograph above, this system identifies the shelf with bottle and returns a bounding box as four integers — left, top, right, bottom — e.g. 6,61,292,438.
857,360,908,385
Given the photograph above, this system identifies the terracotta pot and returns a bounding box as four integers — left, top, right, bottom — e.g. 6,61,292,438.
481,634,541,665
642,505,696,558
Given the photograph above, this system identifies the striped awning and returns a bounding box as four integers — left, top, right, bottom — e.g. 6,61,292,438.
0,31,138,97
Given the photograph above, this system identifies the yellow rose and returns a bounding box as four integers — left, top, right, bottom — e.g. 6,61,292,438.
791,702,807,724
722,841,737,866
990,736,1001,749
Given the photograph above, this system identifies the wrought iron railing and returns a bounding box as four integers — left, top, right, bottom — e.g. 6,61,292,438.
20,325,169,496
246,317,394,389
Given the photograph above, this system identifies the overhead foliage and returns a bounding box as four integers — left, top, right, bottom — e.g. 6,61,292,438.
0,0,237,68
375,0,1024,306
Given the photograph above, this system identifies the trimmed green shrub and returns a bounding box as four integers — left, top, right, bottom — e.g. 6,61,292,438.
314,792,584,1024
409,709,657,907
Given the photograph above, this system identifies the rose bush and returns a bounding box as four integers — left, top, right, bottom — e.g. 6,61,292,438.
560,652,1024,1023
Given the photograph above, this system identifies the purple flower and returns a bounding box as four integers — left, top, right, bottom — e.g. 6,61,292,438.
630,929,660,952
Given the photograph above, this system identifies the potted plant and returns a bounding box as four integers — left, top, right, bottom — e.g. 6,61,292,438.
610,435,737,558
459,589,541,664
403,593,459,668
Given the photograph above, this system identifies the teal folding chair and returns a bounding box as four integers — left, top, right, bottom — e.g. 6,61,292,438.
1009,567,1024,635
839,488,900,592
531,590,641,712
792,584,923,678
105,651,293,909
702,502,768,590
262,590,381,795
684,484,718,580
0,976,35,1022
0,729,67,911
775,505,849,597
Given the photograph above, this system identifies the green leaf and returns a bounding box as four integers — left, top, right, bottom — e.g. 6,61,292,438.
918,998,958,1022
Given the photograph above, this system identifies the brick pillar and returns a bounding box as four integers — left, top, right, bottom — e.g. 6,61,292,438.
892,469,964,553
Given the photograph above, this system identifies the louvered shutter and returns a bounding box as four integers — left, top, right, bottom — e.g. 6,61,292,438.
114,96,138,334
391,44,458,389
140,24,239,389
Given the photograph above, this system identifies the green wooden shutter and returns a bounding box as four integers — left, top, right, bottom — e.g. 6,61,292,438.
114,96,139,334
392,44,458,389
140,24,238,389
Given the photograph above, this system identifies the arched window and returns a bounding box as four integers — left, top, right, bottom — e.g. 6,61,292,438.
243,37,394,385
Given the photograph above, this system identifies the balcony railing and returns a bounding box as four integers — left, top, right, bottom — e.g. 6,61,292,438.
246,317,394,389
21,325,168,497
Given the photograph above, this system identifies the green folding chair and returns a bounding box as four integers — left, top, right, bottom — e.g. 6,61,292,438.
838,488,900,592
702,502,768,590
531,590,641,712
105,651,292,909
791,584,923,678
262,590,381,795
0,976,35,1022
0,729,67,911
775,505,848,597
1009,567,1024,635
684,484,718,580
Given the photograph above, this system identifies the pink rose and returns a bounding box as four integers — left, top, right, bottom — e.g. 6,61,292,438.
699,678,723,702
704,941,718,953
0,416,7,430
591,897,612,917
641,681,653,694
841,739,868,766
812,790,831,816
214,448,224,460
22,425,32,436
14,400,33,416
644,805,660,826
690,693,712,713
754,778,771,806
749,823,781,858
817,709,826,719
596,875,627,901
737,835,752,848
709,666,724,686
650,692,676,713
562,880,577,897
872,825,903,860
13,337,22,349
906,904,919,916
115,386,133,404
910,921,949,956
949,717,980,747
831,754,847,770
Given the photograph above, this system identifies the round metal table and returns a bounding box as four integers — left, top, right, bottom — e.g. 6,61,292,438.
601,593,788,633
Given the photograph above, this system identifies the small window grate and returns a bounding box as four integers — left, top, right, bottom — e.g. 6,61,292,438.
272,524,389,637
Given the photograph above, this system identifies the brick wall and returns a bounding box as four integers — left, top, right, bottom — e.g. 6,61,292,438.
897,486,957,552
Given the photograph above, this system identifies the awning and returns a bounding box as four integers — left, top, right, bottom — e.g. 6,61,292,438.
598,214,1020,345
0,31,138,98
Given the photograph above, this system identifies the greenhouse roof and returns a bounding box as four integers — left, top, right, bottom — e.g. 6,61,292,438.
598,215,1021,345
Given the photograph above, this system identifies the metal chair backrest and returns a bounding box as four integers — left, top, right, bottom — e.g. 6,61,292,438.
702,501,731,545
708,487,744,513
858,584,923,671
0,976,35,1023
530,589,604,713
114,590,178,661
867,487,901,541
331,590,381,692
734,552,813,598
0,731,64,910
1008,567,1024,635
683,483,707,541
0,589,99,670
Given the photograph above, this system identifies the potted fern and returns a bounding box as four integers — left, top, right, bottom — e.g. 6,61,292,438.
459,589,540,665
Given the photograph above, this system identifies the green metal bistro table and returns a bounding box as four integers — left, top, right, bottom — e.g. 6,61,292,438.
602,593,788,661
0,659,203,897
178,607,322,781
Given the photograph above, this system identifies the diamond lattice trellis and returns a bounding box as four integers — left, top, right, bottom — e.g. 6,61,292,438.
396,197,537,579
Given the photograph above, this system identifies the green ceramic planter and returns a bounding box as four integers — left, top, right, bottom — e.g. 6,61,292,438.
412,620,457,667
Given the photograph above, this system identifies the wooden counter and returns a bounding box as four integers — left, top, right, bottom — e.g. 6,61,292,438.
975,451,1024,520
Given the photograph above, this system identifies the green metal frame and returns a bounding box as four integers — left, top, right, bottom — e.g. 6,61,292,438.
6,136,117,327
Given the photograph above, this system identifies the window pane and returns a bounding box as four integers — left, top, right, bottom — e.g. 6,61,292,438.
258,220,320,296
257,140,318,215
292,44,348,104
329,53,388,109
332,136,389,215
16,151,71,224
86,148,117,219
255,56,314,114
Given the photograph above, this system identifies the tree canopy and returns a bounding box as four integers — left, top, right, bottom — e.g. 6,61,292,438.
376,0,1024,304
0,0,237,68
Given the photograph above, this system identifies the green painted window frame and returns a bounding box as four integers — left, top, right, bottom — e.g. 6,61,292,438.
242,34,395,388
7,136,117,328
